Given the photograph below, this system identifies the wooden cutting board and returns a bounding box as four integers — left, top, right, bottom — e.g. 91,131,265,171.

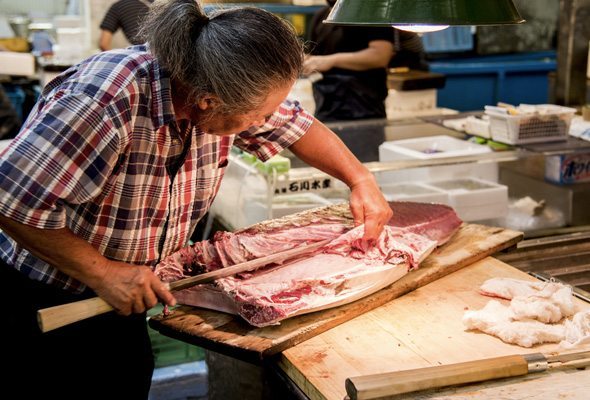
148,223,522,363
278,257,590,400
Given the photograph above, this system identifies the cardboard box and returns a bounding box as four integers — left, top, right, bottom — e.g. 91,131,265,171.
545,153,590,184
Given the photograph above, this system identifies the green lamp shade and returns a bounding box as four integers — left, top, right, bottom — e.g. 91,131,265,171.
324,0,525,26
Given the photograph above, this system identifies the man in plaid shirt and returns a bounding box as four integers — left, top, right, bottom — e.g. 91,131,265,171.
0,1,391,397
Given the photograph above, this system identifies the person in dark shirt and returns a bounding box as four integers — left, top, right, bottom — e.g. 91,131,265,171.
99,0,153,51
304,0,426,122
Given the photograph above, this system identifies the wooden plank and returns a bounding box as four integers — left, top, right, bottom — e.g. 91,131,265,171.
149,223,522,362
279,257,590,400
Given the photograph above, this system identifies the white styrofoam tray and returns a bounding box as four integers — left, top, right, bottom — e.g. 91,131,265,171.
379,182,448,204
425,178,508,221
377,135,498,183
379,135,491,161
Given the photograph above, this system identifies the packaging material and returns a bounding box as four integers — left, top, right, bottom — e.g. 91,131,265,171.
485,104,577,145
209,156,269,229
465,115,491,138
442,117,468,132
379,182,448,204
485,196,565,233
377,135,498,183
545,153,590,184
500,166,590,227
426,178,508,221
568,116,590,142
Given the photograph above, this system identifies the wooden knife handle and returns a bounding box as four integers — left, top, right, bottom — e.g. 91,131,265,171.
37,297,114,333
345,354,528,400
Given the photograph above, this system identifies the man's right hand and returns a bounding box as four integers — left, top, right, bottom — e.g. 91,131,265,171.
92,260,176,315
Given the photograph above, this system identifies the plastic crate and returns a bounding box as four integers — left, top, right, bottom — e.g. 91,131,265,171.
485,104,577,145
429,51,557,111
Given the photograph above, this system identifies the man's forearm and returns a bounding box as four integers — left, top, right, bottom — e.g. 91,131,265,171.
0,214,108,289
329,41,393,71
288,118,375,188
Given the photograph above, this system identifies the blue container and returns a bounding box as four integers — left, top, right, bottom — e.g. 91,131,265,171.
2,84,25,121
429,51,557,112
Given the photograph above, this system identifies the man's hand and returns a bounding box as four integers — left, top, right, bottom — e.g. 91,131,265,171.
303,55,335,75
92,260,176,316
349,176,393,244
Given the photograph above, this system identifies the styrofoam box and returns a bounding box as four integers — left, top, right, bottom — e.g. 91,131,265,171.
425,178,508,222
377,135,498,183
380,182,448,204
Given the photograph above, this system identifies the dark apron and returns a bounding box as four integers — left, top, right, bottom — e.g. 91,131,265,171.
312,73,387,122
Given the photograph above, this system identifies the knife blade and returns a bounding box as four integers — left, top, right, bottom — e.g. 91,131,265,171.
37,238,332,333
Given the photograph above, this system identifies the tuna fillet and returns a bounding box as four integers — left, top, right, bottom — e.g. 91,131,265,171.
155,201,461,327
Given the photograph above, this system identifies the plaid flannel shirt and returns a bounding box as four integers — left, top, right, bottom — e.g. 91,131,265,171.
0,45,313,291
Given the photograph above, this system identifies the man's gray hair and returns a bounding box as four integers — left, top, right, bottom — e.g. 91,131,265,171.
139,0,304,114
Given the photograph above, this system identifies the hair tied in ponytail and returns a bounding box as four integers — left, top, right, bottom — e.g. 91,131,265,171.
192,13,210,38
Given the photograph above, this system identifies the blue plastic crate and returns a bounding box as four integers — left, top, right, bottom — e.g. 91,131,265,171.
429,51,557,111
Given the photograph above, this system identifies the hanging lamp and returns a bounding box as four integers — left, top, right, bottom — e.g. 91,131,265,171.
324,0,525,32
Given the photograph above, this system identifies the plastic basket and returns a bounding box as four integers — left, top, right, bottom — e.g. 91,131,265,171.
485,104,576,145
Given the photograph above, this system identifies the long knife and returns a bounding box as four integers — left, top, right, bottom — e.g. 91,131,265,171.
345,347,590,400
37,238,331,333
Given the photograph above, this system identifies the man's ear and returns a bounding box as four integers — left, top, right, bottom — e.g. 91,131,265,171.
196,96,219,111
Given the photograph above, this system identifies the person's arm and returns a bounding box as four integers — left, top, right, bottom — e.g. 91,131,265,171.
98,29,113,51
0,214,176,314
303,40,394,74
288,118,392,242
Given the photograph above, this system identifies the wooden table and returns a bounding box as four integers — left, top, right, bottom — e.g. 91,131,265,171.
278,257,590,400
149,222,590,398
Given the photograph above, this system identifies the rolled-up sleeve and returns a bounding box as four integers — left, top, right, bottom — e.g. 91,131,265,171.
0,91,120,229
233,99,314,161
